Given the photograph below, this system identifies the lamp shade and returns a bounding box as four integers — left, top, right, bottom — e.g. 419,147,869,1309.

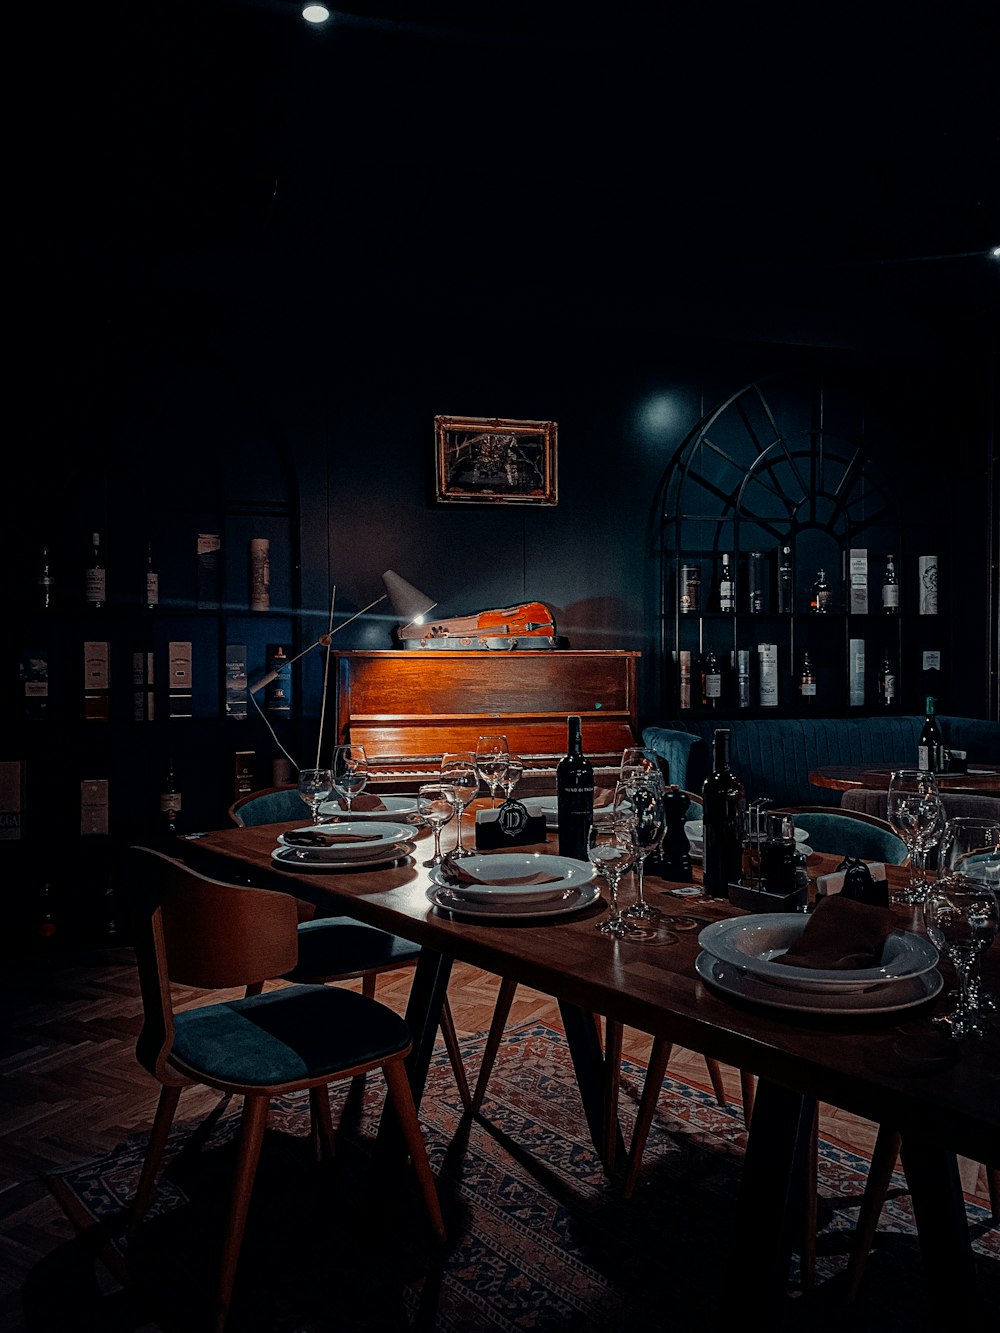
382,570,437,626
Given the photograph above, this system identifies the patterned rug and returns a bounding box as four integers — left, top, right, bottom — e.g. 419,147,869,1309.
40,1021,998,1333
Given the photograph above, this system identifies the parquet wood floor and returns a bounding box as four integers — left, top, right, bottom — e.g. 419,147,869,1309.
0,944,992,1333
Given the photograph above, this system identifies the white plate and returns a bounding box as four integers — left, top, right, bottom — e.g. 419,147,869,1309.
428,880,602,921
537,797,618,829
695,951,942,1014
318,795,417,820
271,843,414,872
697,914,940,992
428,858,589,905
277,822,414,860
686,820,809,845
430,852,594,899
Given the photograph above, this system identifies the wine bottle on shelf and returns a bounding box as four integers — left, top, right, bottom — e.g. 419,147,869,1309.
700,648,722,708
776,546,793,613
556,714,594,862
160,758,182,836
917,696,947,774
84,532,106,609
701,728,745,900
717,554,735,612
146,541,159,610
878,652,896,708
798,651,817,705
881,553,899,614
809,568,832,613
37,545,55,610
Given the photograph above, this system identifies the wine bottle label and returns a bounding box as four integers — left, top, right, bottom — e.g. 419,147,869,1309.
85,568,106,603
882,584,899,610
800,681,817,697
705,672,721,699
679,565,700,613
146,572,159,607
160,792,182,813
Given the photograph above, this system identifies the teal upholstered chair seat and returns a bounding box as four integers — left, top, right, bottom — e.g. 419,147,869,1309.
770,806,909,863
229,785,307,826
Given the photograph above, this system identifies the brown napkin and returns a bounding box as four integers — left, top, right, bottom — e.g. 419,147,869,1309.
777,895,896,971
444,862,564,887
283,830,381,846
594,788,616,808
338,793,386,812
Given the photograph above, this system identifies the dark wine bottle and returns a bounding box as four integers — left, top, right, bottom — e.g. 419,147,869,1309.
881,552,899,614
556,714,594,862
878,652,896,708
37,545,55,610
798,651,816,706
701,728,745,899
146,541,159,611
717,553,735,612
160,758,182,836
917,696,946,774
85,531,106,609
701,648,722,708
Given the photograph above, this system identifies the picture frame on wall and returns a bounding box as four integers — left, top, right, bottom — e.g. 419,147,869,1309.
434,415,558,506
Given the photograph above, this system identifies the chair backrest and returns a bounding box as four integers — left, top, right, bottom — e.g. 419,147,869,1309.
228,784,308,827
842,786,1000,824
128,846,301,1079
769,805,909,863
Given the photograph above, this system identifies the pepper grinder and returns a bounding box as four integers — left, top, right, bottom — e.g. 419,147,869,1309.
659,784,693,881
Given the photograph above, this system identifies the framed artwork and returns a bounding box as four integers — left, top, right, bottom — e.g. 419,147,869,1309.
434,415,558,506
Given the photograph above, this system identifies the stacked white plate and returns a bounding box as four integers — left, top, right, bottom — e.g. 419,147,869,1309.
271,821,415,872
318,794,417,821
427,852,599,920
684,820,812,861
695,913,942,1014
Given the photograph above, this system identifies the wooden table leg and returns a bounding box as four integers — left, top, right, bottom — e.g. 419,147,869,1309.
558,1000,625,1168
899,1135,986,1321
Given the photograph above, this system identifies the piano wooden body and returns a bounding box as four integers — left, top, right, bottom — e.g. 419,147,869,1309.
325,649,641,791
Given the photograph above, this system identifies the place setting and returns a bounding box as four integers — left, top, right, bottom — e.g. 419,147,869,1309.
271,821,417,872
427,852,600,921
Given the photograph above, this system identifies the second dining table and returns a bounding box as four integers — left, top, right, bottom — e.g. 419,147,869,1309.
178,799,999,1326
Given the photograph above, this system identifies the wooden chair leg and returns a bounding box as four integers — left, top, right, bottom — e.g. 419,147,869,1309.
601,1019,624,1173
704,1057,728,1107
799,1106,819,1288
214,1094,269,1333
361,973,376,999
383,1061,447,1243
844,1125,903,1303
309,1085,336,1161
471,977,518,1112
131,1083,183,1226
988,1165,1000,1220
622,1037,674,1199
438,994,472,1111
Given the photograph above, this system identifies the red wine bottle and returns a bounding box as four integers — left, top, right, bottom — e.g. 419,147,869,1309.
556,715,594,862
701,728,745,899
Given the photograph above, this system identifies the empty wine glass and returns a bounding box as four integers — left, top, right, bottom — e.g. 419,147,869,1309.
499,754,524,803
297,767,334,825
440,751,479,859
418,782,457,868
475,734,509,808
886,768,945,905
331,744,369,813
619,779,664,925
619,746,666,797
923,873,999,1039
938,816,1000,1012
589,815,653,940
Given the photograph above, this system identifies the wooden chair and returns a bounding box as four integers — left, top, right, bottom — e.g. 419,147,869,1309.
127,845,446,1333
229,786,472,1110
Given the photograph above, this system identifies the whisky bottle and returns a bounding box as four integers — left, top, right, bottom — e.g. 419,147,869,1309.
37,545,55,610
556,715,594,862
701,728,745,899
917,696,946,773
160,758,182,836
881,553,899,614
717,554,735,613
701,648,722,708
85,532,106,609
798,651,817,705
776,546,793,613
809,568,832,613
146,541,159,611
878,652,896,708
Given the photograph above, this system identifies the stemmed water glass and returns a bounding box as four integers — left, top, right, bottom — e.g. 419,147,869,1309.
922,873,999,1039
938,816,1000,1012
886,768,946,905
619,746,666,795
619,778,665,925
588,814,654,939
297,767,334,825
417,782,457,868
440,751,479,859
331,744,369,813
475,734,510,808
499,754,524,803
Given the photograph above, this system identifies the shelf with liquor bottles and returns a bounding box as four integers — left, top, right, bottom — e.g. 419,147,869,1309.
654,374,950,720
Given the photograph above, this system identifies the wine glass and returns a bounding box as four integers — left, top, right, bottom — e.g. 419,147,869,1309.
297,767,334,825
475,734,510,809
588,815,653,940
331,744,369,814
886,769,946,905
938,816,1000,1012
619,779,664,925
418,782,456,868
440,751,479,859
619,746,666,799
922,873,999,1039
499,754,524,803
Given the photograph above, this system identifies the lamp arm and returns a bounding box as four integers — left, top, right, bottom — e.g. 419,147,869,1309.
248,592,388,694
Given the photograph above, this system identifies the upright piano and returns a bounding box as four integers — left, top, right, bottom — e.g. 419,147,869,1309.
324,649,641,791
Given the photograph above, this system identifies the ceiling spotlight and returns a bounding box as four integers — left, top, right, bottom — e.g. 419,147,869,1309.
991,245,1000,260
302,4,331,23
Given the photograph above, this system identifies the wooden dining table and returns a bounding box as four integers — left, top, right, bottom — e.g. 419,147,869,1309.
178,806,999,1325
809,762,1000,794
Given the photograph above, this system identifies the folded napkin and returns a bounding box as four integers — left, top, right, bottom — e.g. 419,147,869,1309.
444,862,565,887
594,788,616,808
337,793,386,812
777,895,896,970
283,830,381,846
